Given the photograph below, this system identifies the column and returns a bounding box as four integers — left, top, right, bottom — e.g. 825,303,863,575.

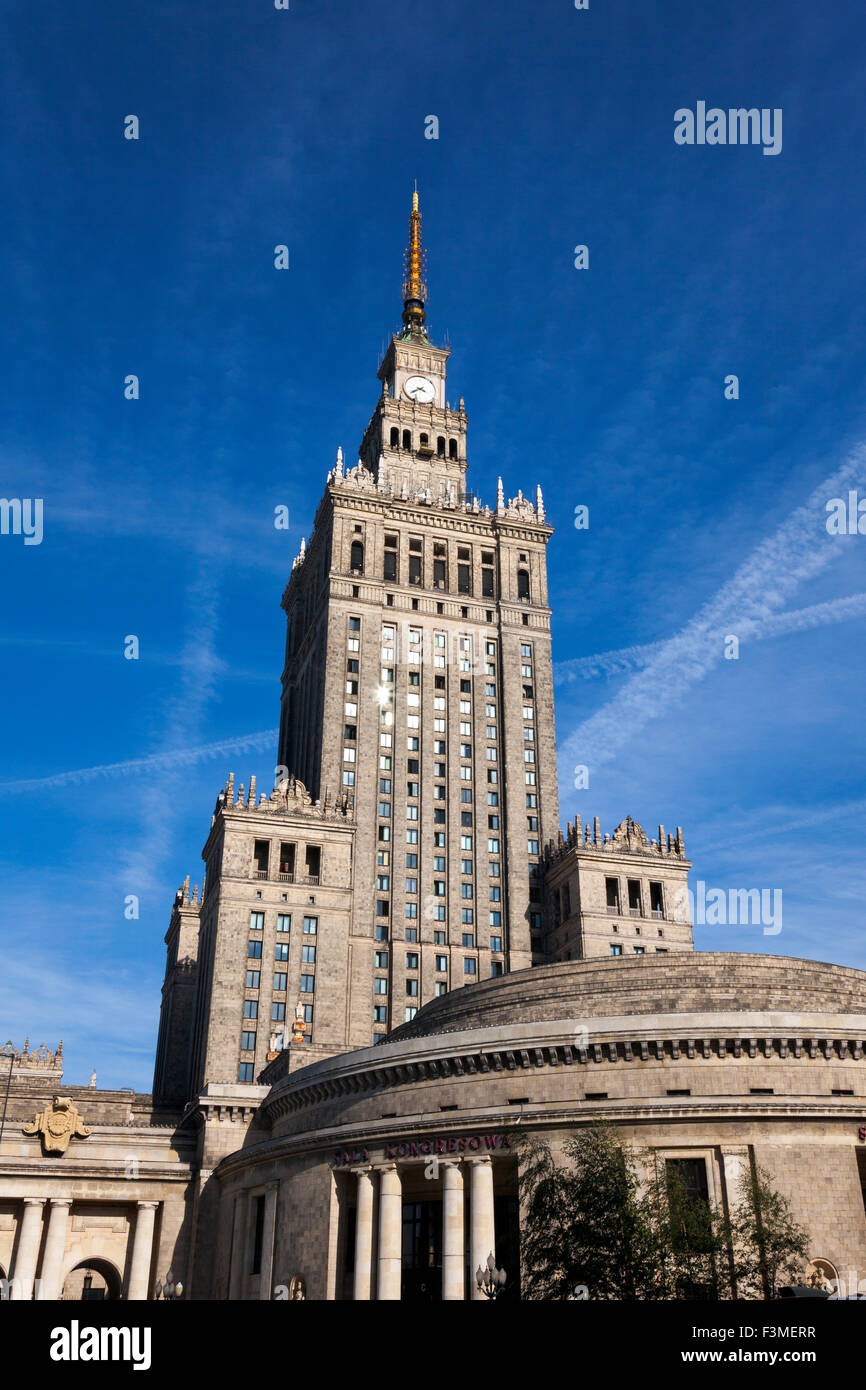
10,1198,45,1300
353,1167,375,1301
258,1182,279,1301
127,1201,159,1301
228,1192,249,1300
441,1161,465,1301
37,1199,72,1301
468,1157,496,1301
376,1164,402,1301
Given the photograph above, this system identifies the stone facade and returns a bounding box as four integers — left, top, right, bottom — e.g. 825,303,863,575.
542,814,695,961
208,954,866,1300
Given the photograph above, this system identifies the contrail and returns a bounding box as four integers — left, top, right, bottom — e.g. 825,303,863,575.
554,592,866,684
0,729,279,792
559,444,866,771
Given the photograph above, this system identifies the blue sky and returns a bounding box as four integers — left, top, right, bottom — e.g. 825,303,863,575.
2,0,865,1089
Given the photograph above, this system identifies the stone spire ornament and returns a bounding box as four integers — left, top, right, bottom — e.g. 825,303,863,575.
335,446,344,478
496,476,505,516
536,485,545,522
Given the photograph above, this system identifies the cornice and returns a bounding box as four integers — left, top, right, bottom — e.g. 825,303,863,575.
261,1012,866,1123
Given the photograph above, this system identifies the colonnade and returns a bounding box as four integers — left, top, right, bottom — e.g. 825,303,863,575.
5,1197,159,1300
350,1155,496,1301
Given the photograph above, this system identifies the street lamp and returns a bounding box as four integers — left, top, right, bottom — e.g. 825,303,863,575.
154,1269,184,1301
475,1251,507,1299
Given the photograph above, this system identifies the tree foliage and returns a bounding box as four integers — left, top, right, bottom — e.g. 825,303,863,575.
516,1125,810,1301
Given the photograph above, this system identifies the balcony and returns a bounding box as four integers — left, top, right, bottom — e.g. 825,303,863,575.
278,873,295,883
628,907,643,918
651,907,665,920
253,869,268,880
303,875,320,886
606,905,620,915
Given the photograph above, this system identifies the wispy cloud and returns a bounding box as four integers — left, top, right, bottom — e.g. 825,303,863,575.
558,444,866,772
554,591,866,684
0,727,278,792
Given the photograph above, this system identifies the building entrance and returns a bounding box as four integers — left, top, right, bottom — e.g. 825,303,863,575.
401,1200,442,1301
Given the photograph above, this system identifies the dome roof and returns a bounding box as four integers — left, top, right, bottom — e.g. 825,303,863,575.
387,953,866,1042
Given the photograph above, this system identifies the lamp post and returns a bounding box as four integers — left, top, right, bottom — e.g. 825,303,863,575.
475,1251,507,1299
154,1269,184,1301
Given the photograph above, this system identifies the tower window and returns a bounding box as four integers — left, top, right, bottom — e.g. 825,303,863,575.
402,429,412,451
384,535,398,581
390,427,399,448
437,436,446,456
449,439,458,459
517,569,530,600
350,540,364,574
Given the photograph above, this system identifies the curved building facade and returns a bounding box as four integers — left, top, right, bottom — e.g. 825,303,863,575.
209,953,866,1300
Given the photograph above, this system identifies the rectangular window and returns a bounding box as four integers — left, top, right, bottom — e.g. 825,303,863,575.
273,972,287,991
275,942,289,962
374,978,388,995
248,940,262,959
406,979,419,996
490,936,502,953
241,1031,256,1051
271,1002,286,1021
238,1063,254,1082
249,911,264,931
464,958,477,975
435,955,448,972
303,917,317,934
243,1000,258,1019
276,914,291,932
375,951,388,969
302,944,316,963
300,974,315,992
374,1005,387,1023
246,970,260,989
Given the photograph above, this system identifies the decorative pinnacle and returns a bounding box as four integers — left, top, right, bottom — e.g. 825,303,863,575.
401,186,427,334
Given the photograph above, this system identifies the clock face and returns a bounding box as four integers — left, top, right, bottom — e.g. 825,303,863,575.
403,375,436,404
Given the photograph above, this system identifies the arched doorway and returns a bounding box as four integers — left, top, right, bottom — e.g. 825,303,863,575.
61,1258,123,1301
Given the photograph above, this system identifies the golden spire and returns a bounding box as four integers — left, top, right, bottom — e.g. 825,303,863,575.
401,185,427,335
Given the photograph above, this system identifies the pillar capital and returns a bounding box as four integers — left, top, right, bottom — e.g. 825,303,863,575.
22,1196,46,1208
49,1198,73,1209
135,1200,160,1210
374,1161,398,1175
464,1154,493,1166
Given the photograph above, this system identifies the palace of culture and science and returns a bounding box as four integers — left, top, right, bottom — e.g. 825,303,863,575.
7,197,862,1304
151,191,694,1105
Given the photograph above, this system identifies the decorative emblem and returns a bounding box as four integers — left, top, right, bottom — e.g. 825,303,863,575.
23,1095,91,1154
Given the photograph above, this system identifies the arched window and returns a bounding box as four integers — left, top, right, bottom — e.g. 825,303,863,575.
389,427,399,448
350,541,364,575
402,429,412,451
517,569,530,600
437,436,446,457
420,432,429,448
449,439,458,460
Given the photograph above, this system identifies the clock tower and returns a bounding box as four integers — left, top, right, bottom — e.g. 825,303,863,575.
360,192,469,503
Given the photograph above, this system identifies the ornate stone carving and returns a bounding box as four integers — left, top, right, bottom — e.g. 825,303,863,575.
610,817,651,852
23,1096,91,1154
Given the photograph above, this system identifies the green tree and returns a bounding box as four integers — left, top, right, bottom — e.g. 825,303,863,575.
517,1124,659,1300
722,1164,810,1299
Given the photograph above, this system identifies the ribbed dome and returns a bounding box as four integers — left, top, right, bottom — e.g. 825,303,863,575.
387,953,866,1042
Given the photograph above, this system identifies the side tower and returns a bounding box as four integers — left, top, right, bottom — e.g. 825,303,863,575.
152,878,201,1106
542,816,695,961
278,192,559,1043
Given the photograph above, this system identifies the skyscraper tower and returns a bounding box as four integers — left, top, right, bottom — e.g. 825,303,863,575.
277,191,559,1042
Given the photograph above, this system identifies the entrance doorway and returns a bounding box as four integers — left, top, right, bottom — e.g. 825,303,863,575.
401,1200,442,1301
61,1259,122,1301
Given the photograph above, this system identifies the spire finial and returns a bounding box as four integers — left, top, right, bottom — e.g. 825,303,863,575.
401,186,427,336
